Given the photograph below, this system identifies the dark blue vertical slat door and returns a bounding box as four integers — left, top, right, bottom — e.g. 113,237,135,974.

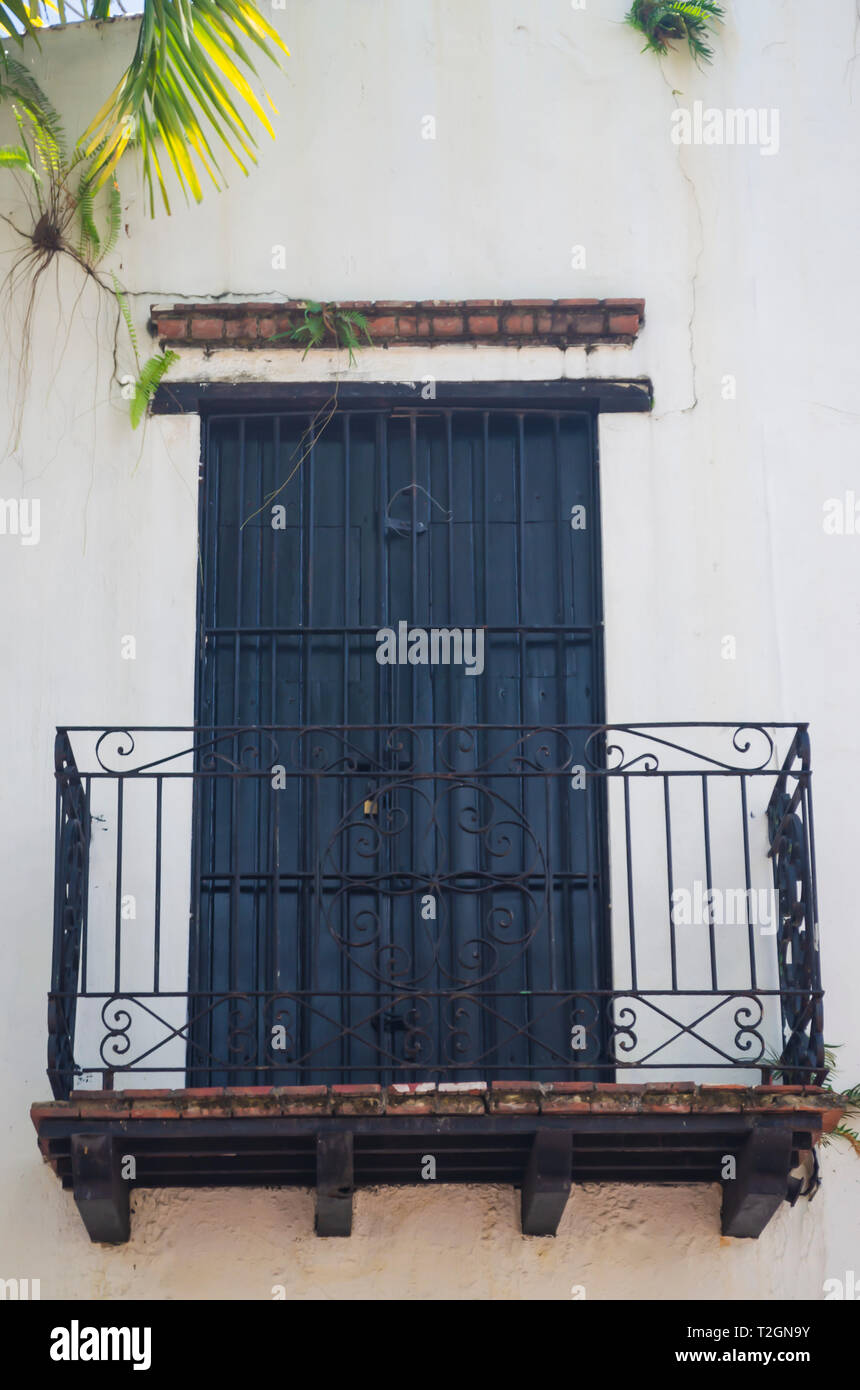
191,407,606,1084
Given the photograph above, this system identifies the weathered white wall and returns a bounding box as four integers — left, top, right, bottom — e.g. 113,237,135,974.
1,0,859,1299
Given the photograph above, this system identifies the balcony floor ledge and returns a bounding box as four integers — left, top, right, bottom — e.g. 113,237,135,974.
29,1083,845,1243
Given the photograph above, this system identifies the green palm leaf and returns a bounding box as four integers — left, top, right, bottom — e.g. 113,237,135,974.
80,0,289,215
0,2,41,58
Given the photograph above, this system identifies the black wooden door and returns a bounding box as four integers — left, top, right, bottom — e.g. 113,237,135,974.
190,404,607,1083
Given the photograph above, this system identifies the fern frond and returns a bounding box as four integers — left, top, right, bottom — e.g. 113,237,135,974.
1,59,65,156
101,179,122,261
0,143,38,178
112,273,140,370
77,174,100,261
130,348,179,429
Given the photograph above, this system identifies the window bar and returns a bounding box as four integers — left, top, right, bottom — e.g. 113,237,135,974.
203,427,222,1082
302,413,316,1068
378,412,391,1084
408,411,418,1072
552,411,572,1000
229,421,247,1015
341,414,351,1078
443,411,454,1053
481,410,495,1066
269,417,281,1044
702,774,717,990
254,428,265,1076
516,414,533,1065
586,409,609,1046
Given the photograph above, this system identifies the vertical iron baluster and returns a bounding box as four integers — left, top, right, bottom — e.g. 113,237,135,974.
153,776,162,993
623,775,637,992
664,775,677,992
82,773,91,996
702,774,717,990
114,778,123,995
583,766,597,1006
740,775,756,989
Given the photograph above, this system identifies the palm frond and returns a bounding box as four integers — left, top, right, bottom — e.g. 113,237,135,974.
130,347,178,428
0,2,41,59
80,0,289,215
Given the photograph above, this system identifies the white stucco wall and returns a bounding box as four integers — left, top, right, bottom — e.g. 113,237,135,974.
1,0,859,1299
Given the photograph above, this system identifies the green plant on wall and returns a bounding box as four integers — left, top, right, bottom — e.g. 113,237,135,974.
625,1,725,66
764,1045,860,1157
0,67,176,429
0,2,289,432
270,301,373,368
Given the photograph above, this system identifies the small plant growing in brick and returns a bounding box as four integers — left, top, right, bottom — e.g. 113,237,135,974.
625,1,725,66
269,301,373,367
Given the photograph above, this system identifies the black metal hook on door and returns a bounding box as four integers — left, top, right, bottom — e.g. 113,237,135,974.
384,483,452,537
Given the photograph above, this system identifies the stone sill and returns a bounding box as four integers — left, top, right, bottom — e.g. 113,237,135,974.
32,1082,843,1129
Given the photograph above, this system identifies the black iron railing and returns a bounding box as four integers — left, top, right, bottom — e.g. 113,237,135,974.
48,723,824,1097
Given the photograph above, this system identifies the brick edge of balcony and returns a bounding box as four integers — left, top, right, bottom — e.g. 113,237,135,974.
31,1082,842,1129
148,299,646,350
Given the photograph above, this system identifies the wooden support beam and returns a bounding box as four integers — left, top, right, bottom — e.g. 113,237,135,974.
521,1130,571,1236
315,1132,353,1236
721,1127,794,1239
70,1134,130,1244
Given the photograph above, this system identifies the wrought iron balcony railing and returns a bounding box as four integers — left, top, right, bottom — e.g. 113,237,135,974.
49,722,824,1098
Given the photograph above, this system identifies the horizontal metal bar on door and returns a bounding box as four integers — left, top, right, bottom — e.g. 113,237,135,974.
203,407,598,422
49,990,824,1001
195,871,600,884
201,626,598,636
56,722,811,731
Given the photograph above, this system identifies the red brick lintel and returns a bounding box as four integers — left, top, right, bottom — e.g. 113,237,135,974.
31,1082,841,1128
149,299,646,350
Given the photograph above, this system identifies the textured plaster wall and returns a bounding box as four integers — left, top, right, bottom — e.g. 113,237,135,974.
1,0,859,1298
